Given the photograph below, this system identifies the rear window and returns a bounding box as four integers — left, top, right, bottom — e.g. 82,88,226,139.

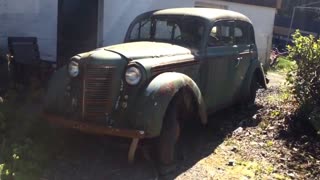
208,21,233,47
234,21,255,45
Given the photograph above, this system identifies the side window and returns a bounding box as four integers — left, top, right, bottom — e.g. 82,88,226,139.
248,25,255,44
155,20,172,39
234,21,249,45
129,19,151,40
154,20,181,39
208,21,233,47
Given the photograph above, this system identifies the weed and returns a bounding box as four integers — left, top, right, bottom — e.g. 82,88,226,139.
270,110,281,119
274,57,297,73
267,85,293,105
235,160,275,179
266,140,274,147
259,121,268,130
0,90,60,180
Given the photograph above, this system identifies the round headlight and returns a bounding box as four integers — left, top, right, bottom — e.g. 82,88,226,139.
68,61,79,77
125,66,142,85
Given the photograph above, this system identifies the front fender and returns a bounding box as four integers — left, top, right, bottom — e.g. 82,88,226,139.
44,66,71,113
130,72,207,137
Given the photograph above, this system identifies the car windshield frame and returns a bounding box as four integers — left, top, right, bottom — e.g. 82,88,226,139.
126,15,206,50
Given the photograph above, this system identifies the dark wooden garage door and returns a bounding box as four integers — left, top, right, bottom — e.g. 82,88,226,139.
57,0,99,67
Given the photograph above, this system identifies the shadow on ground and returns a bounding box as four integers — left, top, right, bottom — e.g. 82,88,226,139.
42,105,260,180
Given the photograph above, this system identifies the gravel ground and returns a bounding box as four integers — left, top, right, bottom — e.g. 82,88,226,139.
42,73,320,180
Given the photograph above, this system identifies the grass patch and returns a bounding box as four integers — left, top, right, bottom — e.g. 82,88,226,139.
235,160,275,179
266,86,293,105
198,143,287,180
272,57,297,74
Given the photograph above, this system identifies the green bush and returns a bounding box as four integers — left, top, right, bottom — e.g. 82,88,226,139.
287,30,320,133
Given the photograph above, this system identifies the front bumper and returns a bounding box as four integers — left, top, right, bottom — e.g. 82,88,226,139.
44,113,146,139
44,113,146,163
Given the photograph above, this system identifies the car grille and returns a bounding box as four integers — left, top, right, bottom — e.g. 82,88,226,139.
83,64,115,123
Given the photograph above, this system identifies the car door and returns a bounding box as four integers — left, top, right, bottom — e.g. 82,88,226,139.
203,20,236,112
231,21,255,101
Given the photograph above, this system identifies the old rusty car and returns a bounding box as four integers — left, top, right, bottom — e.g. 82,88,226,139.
44,8,267,166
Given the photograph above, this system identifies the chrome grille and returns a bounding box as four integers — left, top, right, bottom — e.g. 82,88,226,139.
83,64,115,122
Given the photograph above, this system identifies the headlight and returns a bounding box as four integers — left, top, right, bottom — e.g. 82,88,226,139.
125,66,142,85
68,61,79,77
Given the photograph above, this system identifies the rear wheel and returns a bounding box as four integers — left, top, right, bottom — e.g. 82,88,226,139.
247,75,259,105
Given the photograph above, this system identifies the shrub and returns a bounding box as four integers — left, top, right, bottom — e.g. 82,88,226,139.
0,91,59,180
287,30,320,133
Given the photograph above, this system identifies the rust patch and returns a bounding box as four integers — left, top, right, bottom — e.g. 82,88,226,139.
44,113,146,138
158,81,177,96
152,59,199,76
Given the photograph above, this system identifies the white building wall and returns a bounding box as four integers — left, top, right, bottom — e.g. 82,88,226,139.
0,0,275,64
196,0,276,64
0,0,58,62
102,0,195,46
0,0,194,62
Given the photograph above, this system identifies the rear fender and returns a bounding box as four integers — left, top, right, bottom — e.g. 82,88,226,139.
241,61,267,99
254,63,268,89
131,72,207,137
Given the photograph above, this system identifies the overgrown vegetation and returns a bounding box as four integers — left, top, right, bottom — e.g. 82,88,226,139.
0,90,61,180
287,30,320,134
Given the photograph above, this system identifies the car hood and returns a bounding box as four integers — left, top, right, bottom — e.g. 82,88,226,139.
104,41,193,60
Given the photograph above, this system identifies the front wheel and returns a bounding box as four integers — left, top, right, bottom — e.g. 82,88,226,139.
157,99,181,173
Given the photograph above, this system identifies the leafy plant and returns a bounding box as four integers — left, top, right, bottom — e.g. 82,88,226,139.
0,90,61,180
287,30,320,133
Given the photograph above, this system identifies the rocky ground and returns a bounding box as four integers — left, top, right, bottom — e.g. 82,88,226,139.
35,72,318,179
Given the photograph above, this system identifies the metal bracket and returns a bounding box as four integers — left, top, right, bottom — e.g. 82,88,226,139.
128,138,139,163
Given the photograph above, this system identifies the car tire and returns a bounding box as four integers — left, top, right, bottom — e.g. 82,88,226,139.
247,75,259,105
157,98,181,174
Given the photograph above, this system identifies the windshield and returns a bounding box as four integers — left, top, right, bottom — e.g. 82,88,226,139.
127,16,205,49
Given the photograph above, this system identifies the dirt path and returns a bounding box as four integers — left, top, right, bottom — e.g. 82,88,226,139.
42,73,320,180
267,72,286,87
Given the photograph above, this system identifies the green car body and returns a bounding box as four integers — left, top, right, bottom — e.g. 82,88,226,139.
44,8,267,140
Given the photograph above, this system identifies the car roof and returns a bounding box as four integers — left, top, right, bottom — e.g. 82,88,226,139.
152,8,251,23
